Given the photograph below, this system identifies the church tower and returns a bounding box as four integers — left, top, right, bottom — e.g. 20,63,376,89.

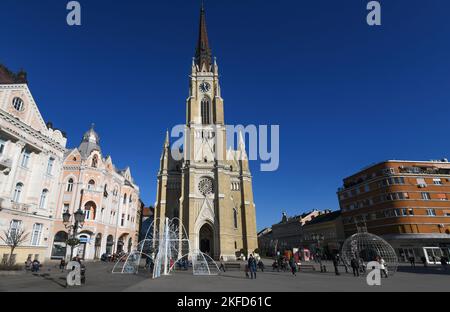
154,5,258,260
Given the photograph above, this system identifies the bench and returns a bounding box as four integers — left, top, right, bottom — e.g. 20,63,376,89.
298,264,316,272
224,263,242,270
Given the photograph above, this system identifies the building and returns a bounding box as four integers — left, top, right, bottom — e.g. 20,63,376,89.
0,65,67,264
258,210,326,256
139,205,154,241
50,126,140,261
154,6,258,260
337,159,450,264
301,210,345,258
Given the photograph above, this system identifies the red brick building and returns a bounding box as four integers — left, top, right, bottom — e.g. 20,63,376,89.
338,160,450,264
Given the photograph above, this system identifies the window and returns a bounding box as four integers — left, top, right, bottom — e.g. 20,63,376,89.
63,204,69,217
13,183,23,202
434,178,443,185
21,150,30,168
67,179,74,192
426,209,436,217
12,97,24,111
121,214,125,226
422,192,431,201
437,194,448,201
88,180,95,190
401,208,408,216
233,209,238,229
85,209,91,220
8,220,22,243
0,139,5,155
201,98,211,125
417,178,427,186
46,158,55,175
39,189,48,209
408,208,414,216
31,224,43,246
364,184,370,192
91,155,98,168
123,194,127,204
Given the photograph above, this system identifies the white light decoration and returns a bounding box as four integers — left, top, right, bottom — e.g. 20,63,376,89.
112,217,220,278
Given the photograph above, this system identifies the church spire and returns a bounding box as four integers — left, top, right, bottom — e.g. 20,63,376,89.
195,3,212,71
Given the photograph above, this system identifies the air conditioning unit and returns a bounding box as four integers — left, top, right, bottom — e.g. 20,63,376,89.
438,224,445,228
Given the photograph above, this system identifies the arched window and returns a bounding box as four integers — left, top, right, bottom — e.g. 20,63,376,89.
84,201,97,220
88,180,95,190
39,189,49,209
129,194,132,203
13,183,23,203
201,98,211,125
233,209,238,229
123,194,127,204
67,179,74,192
92,155,98,168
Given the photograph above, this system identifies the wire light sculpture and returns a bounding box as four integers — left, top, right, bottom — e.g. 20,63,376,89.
112,217,220,278
341,222,398,275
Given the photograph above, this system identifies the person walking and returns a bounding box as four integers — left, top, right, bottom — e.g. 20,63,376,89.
350,257,359,277
378,257,388,278
409,256,416,268
332,255,340,276
248,254,257,279
219,257,226,273
289,257,297,276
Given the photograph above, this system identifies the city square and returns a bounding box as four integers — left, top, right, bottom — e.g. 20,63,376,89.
1,0,450,297
1,260,449,292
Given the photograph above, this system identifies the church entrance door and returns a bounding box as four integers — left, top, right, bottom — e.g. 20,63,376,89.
199,224,214,257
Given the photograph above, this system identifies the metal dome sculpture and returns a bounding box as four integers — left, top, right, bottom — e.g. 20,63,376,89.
341,224,398,275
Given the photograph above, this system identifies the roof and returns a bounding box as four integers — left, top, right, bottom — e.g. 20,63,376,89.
303,211,341,227
194,5,212,70
78,124,101,158
0,64,27,84
142,207,155,218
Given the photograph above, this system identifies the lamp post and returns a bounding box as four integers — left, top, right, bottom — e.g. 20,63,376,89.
312,233,325,272
63,191,86,261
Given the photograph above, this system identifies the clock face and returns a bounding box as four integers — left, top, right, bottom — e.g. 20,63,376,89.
199,82,211,93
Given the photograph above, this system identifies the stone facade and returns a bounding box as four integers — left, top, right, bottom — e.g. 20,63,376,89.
154,7,258,261
0,67,67,264
50,126,140,261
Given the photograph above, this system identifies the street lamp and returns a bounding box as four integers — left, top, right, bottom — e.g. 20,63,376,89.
312,233,325,272
63,200,86,261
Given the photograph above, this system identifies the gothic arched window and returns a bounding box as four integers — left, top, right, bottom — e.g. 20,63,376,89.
233,208,238,229
201,98,211,125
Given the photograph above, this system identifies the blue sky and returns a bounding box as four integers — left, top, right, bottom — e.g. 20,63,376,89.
1,0,450,231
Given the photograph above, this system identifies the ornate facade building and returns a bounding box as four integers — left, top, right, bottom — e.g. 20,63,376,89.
50,126,140,261
0,65,67,264
154,7,258,260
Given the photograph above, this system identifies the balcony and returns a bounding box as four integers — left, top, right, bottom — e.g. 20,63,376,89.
11,202,31,213
0,157,12,174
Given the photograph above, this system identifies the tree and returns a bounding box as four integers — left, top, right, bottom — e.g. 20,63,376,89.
0,227,29,266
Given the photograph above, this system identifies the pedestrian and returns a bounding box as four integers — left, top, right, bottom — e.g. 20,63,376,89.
245,264,250,278
258,259,265,272
289,257,297,276
248,254,257,279
378,256,388,278
350,257,359,277
219,257,226,273
59,258,66,272
440,256,448,271
332,255,340,276
421,256,428,268
409,256,416,268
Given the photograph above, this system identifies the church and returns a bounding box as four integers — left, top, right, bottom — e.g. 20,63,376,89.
154,6,258,261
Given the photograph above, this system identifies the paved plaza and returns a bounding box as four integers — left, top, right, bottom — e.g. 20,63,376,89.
0,260,449,292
